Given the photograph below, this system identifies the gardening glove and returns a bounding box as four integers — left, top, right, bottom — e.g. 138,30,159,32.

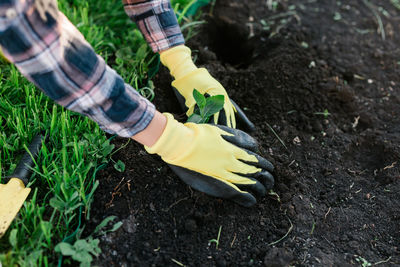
160,45,255,132
145,113,274,207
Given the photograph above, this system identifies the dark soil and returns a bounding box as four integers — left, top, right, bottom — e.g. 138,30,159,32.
88,0,400,266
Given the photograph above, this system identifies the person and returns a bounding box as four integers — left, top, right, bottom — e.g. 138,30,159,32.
0,0,274,207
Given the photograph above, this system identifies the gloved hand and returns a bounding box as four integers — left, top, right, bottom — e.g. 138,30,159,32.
145,113,274,207
160,45,255,132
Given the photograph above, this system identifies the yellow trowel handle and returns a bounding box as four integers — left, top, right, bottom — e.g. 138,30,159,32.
0,178,31,238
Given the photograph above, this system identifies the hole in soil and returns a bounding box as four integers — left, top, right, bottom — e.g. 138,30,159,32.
205,17,255,68
344,137,399,185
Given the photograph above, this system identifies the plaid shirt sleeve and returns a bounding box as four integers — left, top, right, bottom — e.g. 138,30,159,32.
123,0,185,53
0,0,155,138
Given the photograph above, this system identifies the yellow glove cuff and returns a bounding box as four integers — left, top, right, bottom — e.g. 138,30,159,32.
145,113,193,161
160,45,198,79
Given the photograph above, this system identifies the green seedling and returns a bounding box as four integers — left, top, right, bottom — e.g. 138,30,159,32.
310,221,316,235
208,225,222,249
187,89,225,124
55,238,101,267
266,123,287,150
55,216,122,266
333,12,342,21
113,160,125,172
268,189,281,202
355,256,372,267
260,19,275,31
314,109,330,118
266,0,279,12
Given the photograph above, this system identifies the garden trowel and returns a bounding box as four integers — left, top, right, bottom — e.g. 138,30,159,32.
0,134,43,238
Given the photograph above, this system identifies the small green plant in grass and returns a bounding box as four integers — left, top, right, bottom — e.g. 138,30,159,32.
55,216,122,267
113,160,126,172
187,89,224,124
55,238,101,267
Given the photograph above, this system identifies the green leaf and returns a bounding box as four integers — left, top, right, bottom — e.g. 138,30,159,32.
25,250,42,266
9,229,17,248
114,160,125,172
88,238,101,256
110,221,123,233
187,113,203,123
93,216,117,235
101,142,114,157
193,89,206,110
49,197,65,211
72,250,92,263
203,95,225,119
74,240,90,251
80,261,91,267
55,242,75,256
135,44,149,61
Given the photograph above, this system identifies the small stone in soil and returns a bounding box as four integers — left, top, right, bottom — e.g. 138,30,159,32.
122,214,136,234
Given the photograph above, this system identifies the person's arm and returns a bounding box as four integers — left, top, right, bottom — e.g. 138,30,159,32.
0,0,155,138
131,110,166,146
122,0,184,53
122,0,255,130
0,0,274,207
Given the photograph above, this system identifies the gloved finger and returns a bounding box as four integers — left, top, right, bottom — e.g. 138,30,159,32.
231,99,256,132
226,102,236,128
217,125,259,152
168,164,257,207
240,148,275,172
214,105,235,128
234,176,266,197
238,171,275,190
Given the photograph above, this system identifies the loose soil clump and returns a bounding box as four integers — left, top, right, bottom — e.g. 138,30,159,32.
88,0,400,266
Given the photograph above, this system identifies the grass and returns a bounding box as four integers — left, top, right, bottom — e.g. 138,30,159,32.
268,216,293,246
362,0,386,40
0,0,203,266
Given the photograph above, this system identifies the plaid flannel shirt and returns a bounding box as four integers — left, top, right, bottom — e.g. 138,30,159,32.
123,0,184,53
0,0,184,137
